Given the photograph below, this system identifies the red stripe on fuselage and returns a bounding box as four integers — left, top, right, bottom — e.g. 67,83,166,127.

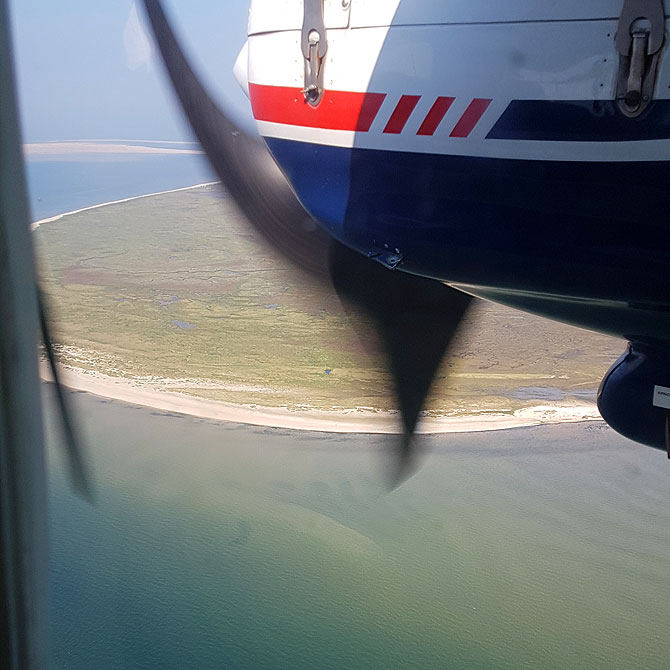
449,98,492,138
383,95,421,134
249,83,386,132
417,96,455,136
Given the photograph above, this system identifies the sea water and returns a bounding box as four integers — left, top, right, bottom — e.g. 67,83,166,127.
30,154,670,669
26,153,214,221
46,390,670,670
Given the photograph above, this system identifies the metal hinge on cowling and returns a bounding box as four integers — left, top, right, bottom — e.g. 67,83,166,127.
302,0,328,105
616,0,666,117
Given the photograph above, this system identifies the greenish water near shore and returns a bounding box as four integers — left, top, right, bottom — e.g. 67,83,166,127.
47,388,670,669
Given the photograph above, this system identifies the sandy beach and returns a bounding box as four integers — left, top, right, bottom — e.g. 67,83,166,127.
40,360,602,434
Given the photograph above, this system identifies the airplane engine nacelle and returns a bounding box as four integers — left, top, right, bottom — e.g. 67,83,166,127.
238,0,670,350
598,342,670,453
242,0,670,298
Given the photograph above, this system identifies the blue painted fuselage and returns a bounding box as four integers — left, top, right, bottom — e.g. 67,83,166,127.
267,136,670,344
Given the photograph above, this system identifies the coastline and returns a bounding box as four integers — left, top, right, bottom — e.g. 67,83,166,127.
34,172,604,435
40,361,602,435
31,180,220,230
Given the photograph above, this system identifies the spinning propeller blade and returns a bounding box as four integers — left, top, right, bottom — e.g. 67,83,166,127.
38,291,93,501
0,0,92,503
330,245,472,485
143,0,331,278
143,0,474,484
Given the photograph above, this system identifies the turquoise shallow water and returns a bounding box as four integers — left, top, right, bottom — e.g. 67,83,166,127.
45,388,670,669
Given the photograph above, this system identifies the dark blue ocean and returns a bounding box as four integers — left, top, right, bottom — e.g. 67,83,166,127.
34,153,670,670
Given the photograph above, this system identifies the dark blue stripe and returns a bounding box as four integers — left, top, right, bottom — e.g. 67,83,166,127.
263,137,670,341
487,99,670,142
264,138,351,233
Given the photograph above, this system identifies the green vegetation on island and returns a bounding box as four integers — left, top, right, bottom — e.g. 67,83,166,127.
35,185,623,415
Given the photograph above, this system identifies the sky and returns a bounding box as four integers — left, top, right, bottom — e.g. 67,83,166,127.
9,0,253,142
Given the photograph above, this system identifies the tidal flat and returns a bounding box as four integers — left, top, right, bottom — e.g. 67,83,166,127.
35,184,623,417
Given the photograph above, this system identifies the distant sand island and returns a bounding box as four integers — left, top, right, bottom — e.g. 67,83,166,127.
25,139,203,160
34,182,624,433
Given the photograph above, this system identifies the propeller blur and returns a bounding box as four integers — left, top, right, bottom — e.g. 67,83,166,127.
146,0,670,463
143,0,473,485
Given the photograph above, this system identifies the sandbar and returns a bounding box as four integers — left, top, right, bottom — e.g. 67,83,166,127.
40,361,602,435
24,141,203,157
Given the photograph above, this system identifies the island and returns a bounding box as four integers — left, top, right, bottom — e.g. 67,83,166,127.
34,183,623,433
